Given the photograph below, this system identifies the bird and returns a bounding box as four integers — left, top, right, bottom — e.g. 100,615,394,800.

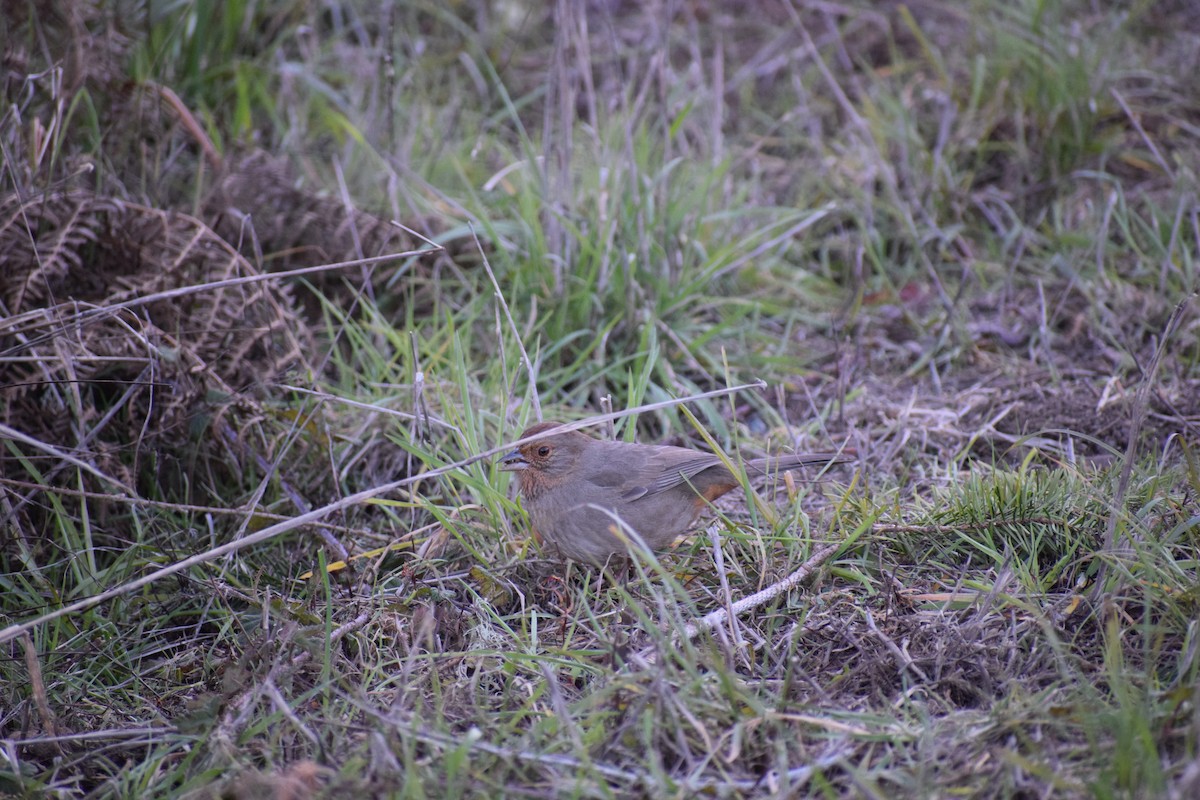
499,421,852,565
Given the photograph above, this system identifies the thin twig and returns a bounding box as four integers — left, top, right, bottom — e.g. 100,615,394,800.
279,385,461,433
0,421,136,496
706,522,743,648
2,726,178,746
677,541,841,642
0,380,767,644
0,476,378,537
356,697,848,793
264,678,321,747
0,247,435,344
862,606,930,683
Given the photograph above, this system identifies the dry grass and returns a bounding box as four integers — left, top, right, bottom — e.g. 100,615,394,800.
2,1,1199,798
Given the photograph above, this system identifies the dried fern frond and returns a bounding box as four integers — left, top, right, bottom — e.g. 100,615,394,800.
0,188,314,502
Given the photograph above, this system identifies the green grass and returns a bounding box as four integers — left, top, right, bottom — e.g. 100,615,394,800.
1,0,1198,797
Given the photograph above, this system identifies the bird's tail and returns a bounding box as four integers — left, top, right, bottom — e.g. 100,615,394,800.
745,449,855,474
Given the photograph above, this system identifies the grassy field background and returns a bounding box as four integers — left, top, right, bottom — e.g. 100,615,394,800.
1,1,1198,797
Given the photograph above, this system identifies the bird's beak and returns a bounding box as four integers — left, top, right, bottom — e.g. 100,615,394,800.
499,449,528,471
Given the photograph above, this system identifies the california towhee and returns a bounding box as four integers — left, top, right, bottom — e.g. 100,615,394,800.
500,421,851,565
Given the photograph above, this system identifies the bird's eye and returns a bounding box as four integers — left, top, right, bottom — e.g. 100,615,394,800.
537,446,551,457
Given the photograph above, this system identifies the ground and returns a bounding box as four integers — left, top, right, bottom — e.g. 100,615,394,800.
1,1,1198,798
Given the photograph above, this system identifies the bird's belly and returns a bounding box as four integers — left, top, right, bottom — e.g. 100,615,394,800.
528,492,702,565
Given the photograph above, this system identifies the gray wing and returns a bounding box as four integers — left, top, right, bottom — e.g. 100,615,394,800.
577,440,727,502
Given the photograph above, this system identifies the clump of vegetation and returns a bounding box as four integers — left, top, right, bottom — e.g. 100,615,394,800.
1,1,1197,797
